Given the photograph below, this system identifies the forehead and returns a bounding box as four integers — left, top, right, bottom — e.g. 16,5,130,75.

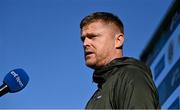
81,21,110,35
82,21,106,30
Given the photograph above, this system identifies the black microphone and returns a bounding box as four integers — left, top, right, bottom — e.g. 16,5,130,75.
0,68,29,97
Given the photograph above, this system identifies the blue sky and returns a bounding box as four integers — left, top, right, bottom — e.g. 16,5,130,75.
0,0,172,108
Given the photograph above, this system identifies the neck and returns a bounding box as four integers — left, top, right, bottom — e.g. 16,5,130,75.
93,50,123,70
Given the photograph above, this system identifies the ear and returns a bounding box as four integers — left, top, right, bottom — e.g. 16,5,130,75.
115,33,124,49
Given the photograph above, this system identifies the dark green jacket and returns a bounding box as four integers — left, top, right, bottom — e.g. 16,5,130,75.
86,57,160,109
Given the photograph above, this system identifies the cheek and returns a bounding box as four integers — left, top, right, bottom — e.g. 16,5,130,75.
95,44,108,57
93,37,114,54
99,39,114,50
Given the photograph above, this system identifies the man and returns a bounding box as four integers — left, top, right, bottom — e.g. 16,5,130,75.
80,12,160,109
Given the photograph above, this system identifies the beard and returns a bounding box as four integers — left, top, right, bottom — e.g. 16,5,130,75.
85,53,97,69
85,52,109,69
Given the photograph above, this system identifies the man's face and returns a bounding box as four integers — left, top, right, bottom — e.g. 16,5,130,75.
81,21,117,69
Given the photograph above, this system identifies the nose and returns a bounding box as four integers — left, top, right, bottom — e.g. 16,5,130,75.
83,37,90,47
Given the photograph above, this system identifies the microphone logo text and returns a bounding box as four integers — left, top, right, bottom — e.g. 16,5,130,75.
10,71,24,87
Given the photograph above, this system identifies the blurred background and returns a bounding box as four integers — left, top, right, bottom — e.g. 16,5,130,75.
0,0,179,109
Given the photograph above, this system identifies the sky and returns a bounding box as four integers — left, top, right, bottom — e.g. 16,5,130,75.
0,0,172,109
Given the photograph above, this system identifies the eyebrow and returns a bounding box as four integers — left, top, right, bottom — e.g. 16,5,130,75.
81,33,100,38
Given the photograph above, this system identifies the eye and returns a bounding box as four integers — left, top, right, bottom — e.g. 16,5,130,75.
88,35,97,40
80,36,85,42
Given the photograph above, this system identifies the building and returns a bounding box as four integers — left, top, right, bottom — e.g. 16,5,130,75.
140,0,180,109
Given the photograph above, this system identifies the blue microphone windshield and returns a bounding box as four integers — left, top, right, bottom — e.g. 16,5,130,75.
3,68,29,93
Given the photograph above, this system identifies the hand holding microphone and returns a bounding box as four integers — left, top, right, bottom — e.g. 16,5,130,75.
0,68,29,97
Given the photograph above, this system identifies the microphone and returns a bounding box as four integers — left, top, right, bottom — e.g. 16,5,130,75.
0,68,29,97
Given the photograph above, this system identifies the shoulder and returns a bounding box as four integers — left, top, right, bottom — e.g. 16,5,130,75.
112,63,157,96
110,57,153,82
107,57,155,91
114,63,154,90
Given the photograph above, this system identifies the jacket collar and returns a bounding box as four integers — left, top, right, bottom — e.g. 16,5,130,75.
93,57,126,88
92,57,152,88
